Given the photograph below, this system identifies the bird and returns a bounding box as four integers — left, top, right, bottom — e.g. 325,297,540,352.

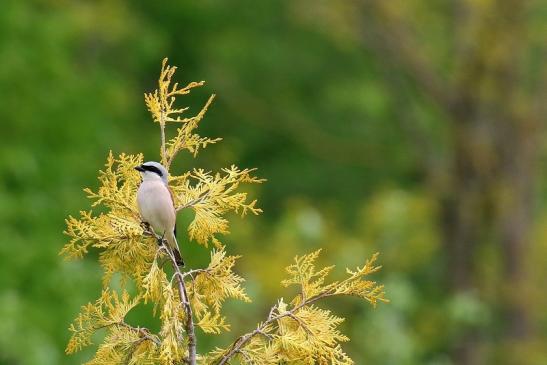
135,161,184,266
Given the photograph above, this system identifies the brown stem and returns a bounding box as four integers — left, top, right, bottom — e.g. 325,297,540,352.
163,245,197,365
160,118,167,166
145,231,197,365
176,270,197,365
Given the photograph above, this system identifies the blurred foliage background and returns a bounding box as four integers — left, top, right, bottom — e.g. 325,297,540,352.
0,1,546,364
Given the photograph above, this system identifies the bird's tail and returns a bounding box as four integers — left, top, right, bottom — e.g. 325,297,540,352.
166,230,184,267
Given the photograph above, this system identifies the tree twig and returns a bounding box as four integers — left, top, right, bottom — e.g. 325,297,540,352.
176,191,211,212
160,117,167,166
173,257,197,365
95,321,161,346
215,292,331,365
124,337,147,365
181,268,210,281
144,230,197,365
119,322,161,345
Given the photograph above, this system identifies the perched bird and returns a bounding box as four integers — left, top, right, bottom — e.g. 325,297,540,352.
135,161,184,266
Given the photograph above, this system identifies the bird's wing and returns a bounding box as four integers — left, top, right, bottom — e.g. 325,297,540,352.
167,185,176,208
167,184,177,238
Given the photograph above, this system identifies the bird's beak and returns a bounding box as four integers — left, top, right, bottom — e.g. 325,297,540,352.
135,165,145,172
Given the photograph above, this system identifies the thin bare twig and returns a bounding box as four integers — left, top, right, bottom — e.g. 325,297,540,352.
172,254,197,365
181,268,210,281
143,228,197,365
160,118,167,166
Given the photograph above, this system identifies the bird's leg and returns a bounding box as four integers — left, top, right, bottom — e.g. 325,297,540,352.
157,233,166,247
140,221,151,232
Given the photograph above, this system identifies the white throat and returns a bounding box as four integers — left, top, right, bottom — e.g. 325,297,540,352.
140,171,165,183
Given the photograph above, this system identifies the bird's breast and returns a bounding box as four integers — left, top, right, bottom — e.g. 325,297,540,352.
137,181,176,235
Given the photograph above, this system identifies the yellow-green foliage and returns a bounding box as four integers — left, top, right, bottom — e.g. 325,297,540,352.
61,59,387,365
205,251,387,365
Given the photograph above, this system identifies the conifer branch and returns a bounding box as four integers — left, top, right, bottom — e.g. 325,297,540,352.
116,322,161,346
176,191,210,212
144,59,259,364
146,230,197,365
214,293,328,365
62,59,383,365
170,249,197,365
181,268,210,280
160,115,167,167
145,57,215,364
165,94,217,170
92,321,161,347
213,251,387,365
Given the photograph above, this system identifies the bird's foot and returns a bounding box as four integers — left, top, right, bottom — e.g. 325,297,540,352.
140,221,151,232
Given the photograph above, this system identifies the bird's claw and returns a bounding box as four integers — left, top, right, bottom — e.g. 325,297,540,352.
140,221,151,231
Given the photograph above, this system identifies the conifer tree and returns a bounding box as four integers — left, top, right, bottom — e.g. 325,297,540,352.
61,59,388,365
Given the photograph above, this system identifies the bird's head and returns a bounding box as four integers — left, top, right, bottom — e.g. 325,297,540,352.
135,161,168,184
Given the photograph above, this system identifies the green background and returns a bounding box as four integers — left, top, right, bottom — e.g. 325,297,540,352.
0,1,546,364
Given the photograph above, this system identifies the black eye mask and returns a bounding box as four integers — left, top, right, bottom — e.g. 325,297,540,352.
142,165,163,177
